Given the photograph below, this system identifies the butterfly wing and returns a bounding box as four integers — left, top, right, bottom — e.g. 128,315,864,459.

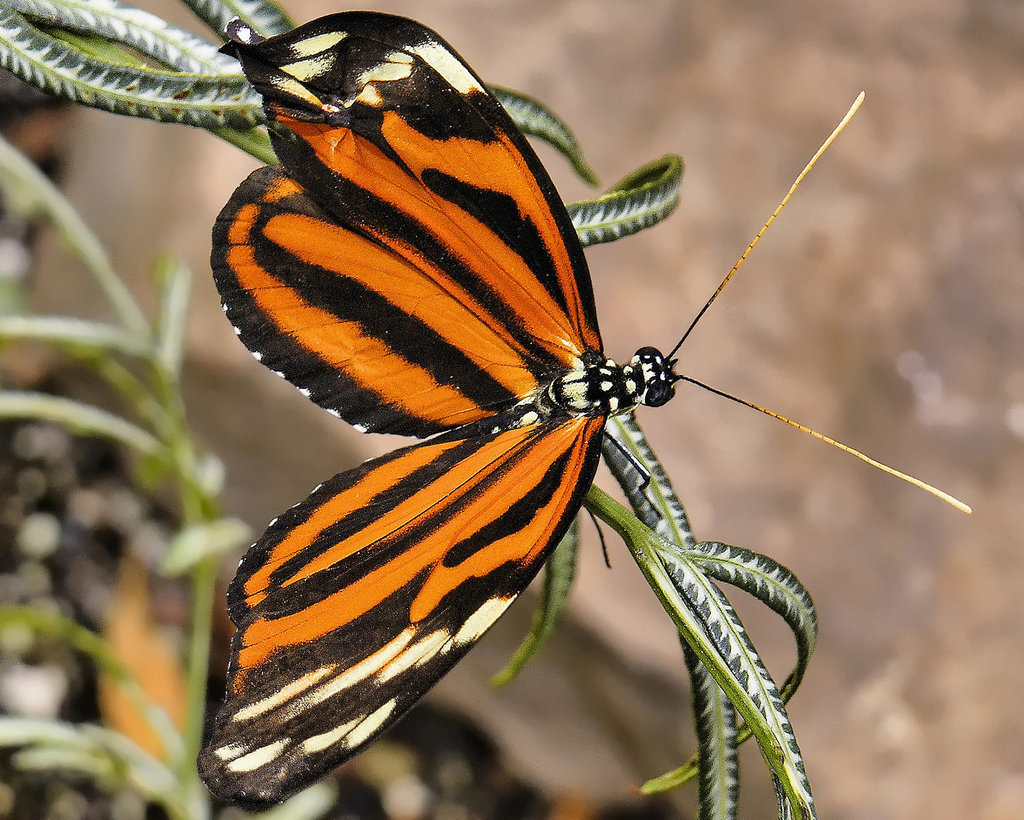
215,12,602,437
199,417,604,804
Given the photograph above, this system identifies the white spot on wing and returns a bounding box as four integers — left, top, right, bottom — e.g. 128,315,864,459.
301,698,397,755
344,699,399,749
213,741,249,762
301,715,360,755
282,629,416,719
454,597,513,646
359,55,414,85
233,664,336,722
355,84,384,107
288,31,347,58
269,74,323,107
224,738,289,774
407,41,483,95
280,54,336,82
376,629,451,684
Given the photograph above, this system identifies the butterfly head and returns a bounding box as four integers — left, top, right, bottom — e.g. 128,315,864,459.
632,347,678,408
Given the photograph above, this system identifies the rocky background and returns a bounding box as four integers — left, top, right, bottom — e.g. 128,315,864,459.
12,1,1022,818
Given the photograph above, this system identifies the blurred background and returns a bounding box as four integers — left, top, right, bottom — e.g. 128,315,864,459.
4,1,1021,818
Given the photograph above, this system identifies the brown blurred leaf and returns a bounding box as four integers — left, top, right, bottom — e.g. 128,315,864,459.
98,554,186,760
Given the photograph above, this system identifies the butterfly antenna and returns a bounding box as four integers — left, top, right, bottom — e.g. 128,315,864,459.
678,376,972,513
668,92,865,360
665,92,970,514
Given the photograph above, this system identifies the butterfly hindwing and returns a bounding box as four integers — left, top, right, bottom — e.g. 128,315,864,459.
199,418,604,804
215,13,603,437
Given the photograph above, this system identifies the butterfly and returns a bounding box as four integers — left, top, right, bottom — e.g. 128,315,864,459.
199,12,678,805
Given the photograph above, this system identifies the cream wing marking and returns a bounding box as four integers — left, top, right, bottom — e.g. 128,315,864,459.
224,739,289,774
287,30,347,59
232,664,336,722
407,40,484,95
454,596,513,645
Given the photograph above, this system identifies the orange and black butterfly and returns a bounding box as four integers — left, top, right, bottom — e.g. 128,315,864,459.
200,12,677,804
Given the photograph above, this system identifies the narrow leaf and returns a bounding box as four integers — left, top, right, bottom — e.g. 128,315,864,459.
162,517,251,576
0,315,149,357
681,642,738,818
690,541,817,698
0,718,190,820
606,413,816,791
182,0,294,39
0,391,162,455
153,256,192,379
585,487,816,820
651,537,816,819
568,155,683,247
213,122,276,164
11,0,235,72
638,650,741,812
0,7,262,129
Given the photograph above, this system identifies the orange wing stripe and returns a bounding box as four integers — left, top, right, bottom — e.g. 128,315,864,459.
407,427,593,621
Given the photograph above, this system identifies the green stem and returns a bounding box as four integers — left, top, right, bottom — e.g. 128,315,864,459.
0,133,150,337
149,360,220,795
182,555,218,781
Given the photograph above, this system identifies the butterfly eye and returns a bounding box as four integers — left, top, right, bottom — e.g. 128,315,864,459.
644,378,676,408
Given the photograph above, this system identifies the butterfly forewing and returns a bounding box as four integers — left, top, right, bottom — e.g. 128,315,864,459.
214,165,540,436
214,12,602,437
200,418,604,803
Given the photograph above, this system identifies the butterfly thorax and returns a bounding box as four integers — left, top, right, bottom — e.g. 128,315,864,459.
540,346,676,420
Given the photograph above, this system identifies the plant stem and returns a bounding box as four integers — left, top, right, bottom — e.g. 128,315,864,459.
150,359,220,794
0,133,150,337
